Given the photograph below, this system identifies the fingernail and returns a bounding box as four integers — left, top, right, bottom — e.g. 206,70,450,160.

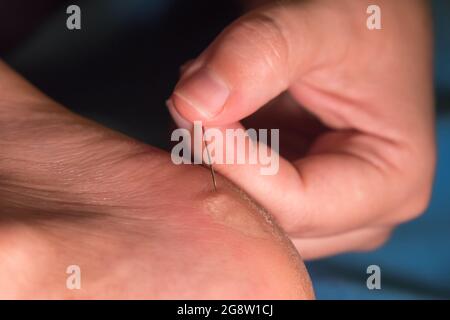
166,99,193,131
179,59,195,76
174,67,229,119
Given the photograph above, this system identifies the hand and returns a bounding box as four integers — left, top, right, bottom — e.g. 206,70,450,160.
169,0,435,259
0,61,313,299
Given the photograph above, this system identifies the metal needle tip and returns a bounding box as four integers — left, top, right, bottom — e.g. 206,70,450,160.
202,126,217,192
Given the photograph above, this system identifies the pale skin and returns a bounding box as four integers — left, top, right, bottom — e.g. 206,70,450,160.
0,62,314,299
0,0,435,297
169,0,436,258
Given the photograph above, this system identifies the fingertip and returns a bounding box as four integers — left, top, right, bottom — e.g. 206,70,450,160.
166,98,193,130
172,67,229,121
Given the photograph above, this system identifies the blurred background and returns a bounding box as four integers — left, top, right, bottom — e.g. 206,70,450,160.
1,0,449,299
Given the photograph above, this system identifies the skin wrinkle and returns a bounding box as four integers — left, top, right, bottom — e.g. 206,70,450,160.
0,184,171,228
1,146,167,211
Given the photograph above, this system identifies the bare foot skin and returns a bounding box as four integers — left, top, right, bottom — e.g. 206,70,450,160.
0,61,314,299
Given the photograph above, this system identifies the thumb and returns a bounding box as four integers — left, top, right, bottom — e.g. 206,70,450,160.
170,3,318,125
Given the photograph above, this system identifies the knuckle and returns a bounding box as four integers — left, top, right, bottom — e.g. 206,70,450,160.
389,141,436,224
405,162,435,220
357,229,392,251
407,180,434,219
230,12,290,77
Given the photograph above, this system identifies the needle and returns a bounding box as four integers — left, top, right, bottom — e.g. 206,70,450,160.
202,126,217,191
